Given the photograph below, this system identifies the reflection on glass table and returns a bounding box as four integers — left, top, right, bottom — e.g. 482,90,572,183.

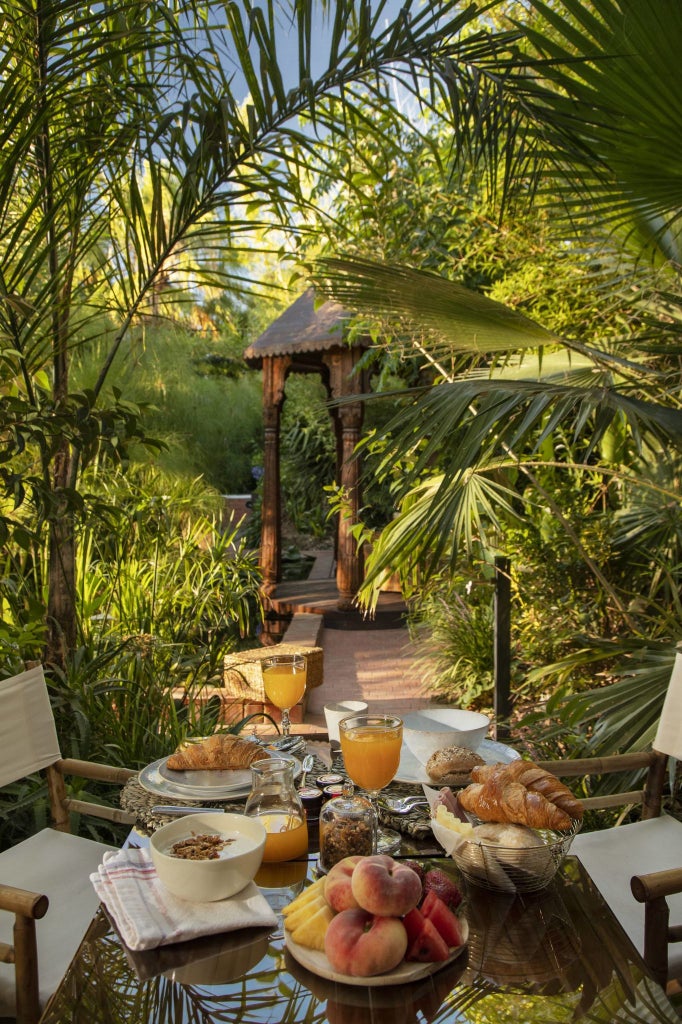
38,852,680,1024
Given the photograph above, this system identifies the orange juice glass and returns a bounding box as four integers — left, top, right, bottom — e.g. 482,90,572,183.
339,714,403,855
340,723,403,791
262,653,307,737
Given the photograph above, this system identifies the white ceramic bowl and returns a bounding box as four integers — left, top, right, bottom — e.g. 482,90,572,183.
150,812,266,902
401,708,490,764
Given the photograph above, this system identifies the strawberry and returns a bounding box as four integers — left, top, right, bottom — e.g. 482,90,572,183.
421,869,462,912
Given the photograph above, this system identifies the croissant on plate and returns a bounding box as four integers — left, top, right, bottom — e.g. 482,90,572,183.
472,760,584,822
166,734,268,771
459,773,573,832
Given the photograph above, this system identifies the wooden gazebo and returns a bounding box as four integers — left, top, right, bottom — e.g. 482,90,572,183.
243,288,369,613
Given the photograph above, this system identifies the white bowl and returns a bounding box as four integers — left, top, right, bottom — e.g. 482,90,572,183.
401,708,490,764
150,812,266,902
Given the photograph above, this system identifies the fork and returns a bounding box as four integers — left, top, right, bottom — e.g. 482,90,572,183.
379,795,429,815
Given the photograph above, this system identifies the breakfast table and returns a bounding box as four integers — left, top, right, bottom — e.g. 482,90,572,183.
38,735,681,1024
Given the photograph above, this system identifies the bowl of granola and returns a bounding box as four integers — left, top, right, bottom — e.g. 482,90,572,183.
150,812,266,901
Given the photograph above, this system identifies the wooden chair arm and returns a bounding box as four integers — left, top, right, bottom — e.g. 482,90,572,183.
0,883,48,1024
47,759,137,832
631,867,682,903
0,884,48,920
536,752,657,777
630,866,682,988
55,758,137,784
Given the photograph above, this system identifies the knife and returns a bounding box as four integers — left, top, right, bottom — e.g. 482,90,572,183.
151,805,224,815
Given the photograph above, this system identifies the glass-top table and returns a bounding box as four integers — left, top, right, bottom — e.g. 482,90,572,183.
38,735,681,1024
39,850,680,1024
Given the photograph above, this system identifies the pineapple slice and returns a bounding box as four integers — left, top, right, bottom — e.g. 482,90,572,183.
289,902,335,951
284,892,328,933
281,876,327,918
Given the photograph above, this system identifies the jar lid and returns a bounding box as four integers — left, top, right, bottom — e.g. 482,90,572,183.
298,786,323,810
322,784,346,798
315,773,344,788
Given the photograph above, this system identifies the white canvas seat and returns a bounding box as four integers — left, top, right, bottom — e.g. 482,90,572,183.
539,642,682,990
572,814,682,979
0,666,136,1024
0,829,113,1017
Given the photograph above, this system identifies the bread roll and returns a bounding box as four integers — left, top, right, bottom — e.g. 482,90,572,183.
456,822,553,890
426,745,486,786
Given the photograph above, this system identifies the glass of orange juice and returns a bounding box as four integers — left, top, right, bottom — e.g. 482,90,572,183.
262,653,307,737
338,713,403,854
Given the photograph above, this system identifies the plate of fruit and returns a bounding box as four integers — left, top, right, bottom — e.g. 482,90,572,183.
282,855,468,987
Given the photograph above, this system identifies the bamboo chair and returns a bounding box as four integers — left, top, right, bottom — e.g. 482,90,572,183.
0,666,137,1024
537,646,682,991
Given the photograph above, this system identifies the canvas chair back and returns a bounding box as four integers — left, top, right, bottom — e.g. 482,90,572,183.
0,666,62,789
654,641,682,761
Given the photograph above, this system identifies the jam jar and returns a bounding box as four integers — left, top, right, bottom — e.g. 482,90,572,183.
319,791,377,871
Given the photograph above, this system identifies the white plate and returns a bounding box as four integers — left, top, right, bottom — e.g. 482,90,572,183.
138,751,301,800
394,738,519,786
284,917,468,987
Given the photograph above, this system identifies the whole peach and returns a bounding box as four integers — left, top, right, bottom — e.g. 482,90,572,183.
324,908,408,977
350,855,422,917
324,855,364,912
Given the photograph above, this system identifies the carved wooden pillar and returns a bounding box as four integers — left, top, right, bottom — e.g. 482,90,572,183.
260,355,290,595
326,348,365,609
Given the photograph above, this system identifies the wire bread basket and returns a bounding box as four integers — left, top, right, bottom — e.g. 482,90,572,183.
434,817,582,895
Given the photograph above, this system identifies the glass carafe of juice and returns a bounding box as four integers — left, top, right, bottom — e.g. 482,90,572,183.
244,757,309,862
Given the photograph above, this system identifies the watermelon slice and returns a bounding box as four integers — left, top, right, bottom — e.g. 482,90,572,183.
405,917,450,962
420,890,464,948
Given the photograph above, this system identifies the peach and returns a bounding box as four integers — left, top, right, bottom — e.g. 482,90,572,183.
350,854,422,917
324,907,408,977
324,854,363,913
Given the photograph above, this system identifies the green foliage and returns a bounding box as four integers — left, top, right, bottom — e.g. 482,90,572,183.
280,375,335,538
408,573,496,709
72,324,264,493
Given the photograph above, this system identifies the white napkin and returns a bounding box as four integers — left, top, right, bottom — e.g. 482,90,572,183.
91,848,277,951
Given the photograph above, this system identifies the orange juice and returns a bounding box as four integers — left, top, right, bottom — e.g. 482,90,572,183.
260,812,309,862
262,664,306,710
340,724,403,792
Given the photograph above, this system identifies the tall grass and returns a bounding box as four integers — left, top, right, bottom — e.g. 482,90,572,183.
72,323,264,493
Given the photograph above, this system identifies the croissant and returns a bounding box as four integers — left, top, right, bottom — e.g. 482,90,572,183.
472,760,583,822
459,777,573,832
166,734,268,771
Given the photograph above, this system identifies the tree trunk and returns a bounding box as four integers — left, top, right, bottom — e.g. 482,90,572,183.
45,445,77,671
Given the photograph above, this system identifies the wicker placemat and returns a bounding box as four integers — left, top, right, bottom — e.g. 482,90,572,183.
121,749,331,836
121,744,432,839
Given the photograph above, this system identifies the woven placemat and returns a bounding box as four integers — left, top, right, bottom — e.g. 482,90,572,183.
121,749,331,836
121,744,432,839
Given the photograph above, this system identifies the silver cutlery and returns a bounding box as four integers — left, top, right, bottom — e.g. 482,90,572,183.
299,753,314,788
151,805,222,815
378,795,429,815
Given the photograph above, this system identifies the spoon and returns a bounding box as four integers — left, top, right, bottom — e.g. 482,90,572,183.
299,754,314,789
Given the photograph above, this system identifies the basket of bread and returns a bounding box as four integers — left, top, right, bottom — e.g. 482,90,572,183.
429,760,583,894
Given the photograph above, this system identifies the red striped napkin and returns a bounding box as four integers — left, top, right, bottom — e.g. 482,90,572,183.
91,848,277,951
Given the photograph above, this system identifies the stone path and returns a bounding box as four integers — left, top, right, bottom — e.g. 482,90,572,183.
302,625,433,729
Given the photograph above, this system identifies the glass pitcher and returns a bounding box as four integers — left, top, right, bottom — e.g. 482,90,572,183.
244,757,308,862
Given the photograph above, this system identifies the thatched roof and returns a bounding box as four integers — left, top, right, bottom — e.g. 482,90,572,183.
243,288,353,367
